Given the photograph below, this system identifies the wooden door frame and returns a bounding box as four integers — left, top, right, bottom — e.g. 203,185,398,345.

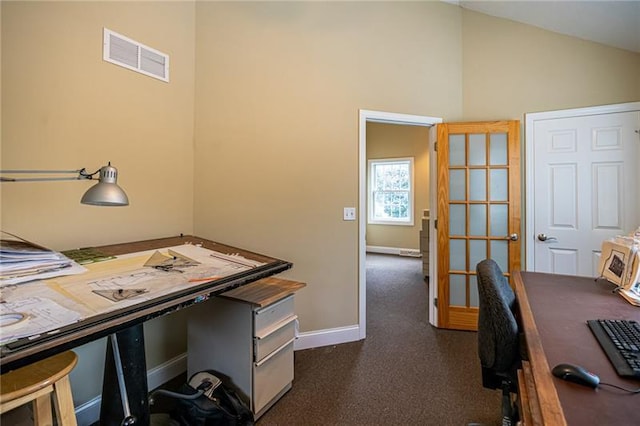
524,102,640,272
358,110,442,338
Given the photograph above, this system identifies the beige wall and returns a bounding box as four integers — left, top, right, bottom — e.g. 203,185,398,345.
366,122,429,250
1,0,196,407
2,0,639,415
2,1,196,248
462,10,640,120
192,1,462,331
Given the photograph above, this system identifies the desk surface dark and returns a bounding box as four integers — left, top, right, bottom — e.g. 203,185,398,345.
0,235,292,372
516,271,639,425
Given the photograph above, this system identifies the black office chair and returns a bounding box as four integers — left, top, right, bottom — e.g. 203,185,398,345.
476,259,521,426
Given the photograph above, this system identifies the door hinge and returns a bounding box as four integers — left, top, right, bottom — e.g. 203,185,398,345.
434,297,438,307
434,219,437,229
434,141,438,151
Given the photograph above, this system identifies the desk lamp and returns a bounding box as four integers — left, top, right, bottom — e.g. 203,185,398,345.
0,162,129,206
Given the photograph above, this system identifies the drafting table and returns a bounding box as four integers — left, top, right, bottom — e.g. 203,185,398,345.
0,235,292,425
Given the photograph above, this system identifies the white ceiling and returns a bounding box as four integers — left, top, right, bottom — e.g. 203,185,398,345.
454,1,640,53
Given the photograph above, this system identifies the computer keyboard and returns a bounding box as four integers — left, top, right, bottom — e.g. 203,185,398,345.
587,319,640,378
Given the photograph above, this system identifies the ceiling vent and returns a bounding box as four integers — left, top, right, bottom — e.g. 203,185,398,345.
103,28,169,83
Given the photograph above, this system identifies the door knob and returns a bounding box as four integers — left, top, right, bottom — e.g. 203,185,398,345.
537,233,557,242
506,233,519,241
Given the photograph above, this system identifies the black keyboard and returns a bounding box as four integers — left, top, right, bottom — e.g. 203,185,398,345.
587,319,640,378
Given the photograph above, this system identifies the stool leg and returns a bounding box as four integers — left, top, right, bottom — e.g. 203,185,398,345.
52,375,78,426
32,393,53,426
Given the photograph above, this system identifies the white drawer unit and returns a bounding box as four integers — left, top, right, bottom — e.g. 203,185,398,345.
187,277,305,419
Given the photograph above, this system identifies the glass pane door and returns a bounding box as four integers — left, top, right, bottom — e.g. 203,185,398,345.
437,121,521,330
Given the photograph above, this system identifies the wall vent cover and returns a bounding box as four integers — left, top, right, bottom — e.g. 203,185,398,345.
103,28,169,82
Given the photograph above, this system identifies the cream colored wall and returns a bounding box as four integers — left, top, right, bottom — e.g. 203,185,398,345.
462,10,640,120
1,1,195,407
365,122,429,250
192,1,462,331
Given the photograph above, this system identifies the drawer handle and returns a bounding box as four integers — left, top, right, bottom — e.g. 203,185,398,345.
255,295,294,315
254,337,295,367
255,315,298,340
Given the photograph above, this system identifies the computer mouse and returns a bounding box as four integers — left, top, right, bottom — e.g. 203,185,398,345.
552,363,600,388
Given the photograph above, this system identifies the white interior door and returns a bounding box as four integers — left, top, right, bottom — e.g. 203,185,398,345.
526,104,640,276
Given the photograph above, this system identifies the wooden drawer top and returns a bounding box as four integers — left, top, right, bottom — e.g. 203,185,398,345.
219,277,305,307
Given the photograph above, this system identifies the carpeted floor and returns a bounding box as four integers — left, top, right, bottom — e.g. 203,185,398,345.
256,253,501,425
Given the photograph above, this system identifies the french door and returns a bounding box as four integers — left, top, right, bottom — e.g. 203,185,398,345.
437,121,521,330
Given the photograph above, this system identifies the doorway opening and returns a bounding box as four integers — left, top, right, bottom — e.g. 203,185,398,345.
358,110,442,339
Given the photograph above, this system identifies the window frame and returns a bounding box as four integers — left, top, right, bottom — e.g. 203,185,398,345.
367,157,415,226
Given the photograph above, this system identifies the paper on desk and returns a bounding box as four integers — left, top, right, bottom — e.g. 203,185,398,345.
0,244,269,345
41,244,267,315
0,231,87,286
0,262,87,287
0,297,81,346
619,281,640,307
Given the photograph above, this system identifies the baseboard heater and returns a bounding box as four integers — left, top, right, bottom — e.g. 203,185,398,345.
366,246,422,258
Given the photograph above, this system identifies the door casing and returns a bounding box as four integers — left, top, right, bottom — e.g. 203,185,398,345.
358,110,442,338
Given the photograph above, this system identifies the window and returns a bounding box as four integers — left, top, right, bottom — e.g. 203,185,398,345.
368,157,414,225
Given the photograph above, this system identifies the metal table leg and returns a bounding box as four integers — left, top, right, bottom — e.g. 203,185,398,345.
100,324,149,426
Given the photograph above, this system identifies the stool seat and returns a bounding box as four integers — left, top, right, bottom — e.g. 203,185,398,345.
1,351,78,426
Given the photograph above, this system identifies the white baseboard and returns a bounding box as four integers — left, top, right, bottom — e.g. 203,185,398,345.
74,353,187,426
75,396,101,426
74,326,360,425
294,324,362,350
366,245,421,257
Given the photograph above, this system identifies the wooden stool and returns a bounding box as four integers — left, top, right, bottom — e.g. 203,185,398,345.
0,351,78,426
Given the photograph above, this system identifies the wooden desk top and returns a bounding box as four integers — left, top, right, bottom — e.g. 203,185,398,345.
95,235,278,264
515,271,639,425
220,276,306,308
0,235,291,372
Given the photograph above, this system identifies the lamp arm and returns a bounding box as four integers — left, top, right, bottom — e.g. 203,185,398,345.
0,162,129,206
0,168,98,182
0,169,82,174
78,167,102,179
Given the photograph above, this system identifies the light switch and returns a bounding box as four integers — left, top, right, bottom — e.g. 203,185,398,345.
343,207,356,221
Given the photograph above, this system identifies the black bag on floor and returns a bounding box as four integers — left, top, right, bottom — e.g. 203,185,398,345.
171,371,254,426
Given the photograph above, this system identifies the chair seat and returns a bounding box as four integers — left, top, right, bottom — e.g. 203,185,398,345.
1,351,78,425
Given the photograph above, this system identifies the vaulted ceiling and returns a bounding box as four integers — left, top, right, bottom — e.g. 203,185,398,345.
455,1,640,53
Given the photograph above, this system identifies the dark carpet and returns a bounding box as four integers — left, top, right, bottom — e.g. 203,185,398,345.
256,253,501,426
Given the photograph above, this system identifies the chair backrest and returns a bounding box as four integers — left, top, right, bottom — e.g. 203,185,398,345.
476,259,519,387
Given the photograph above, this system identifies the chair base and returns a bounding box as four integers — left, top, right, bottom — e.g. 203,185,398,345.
500,379,519,426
